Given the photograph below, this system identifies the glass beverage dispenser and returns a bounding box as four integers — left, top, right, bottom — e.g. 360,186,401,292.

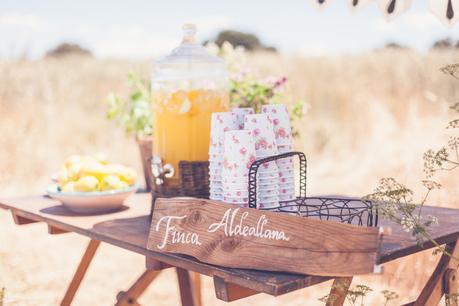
151,24,229,191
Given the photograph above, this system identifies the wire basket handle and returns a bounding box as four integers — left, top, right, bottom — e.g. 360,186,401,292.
248,151,307,209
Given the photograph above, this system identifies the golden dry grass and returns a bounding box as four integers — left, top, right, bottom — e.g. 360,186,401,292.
1,50,459,305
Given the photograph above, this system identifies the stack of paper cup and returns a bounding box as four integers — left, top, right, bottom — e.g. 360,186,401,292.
209,112,238,201
262,104,296,202
221,130,257,207
244,114,280,208
232,107,255,129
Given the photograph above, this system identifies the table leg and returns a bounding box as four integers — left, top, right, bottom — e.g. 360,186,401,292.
326,277,353,306
116,270,161,306
176,268,199,306
60,239,100,306
190,272,202,306
403,240,459,306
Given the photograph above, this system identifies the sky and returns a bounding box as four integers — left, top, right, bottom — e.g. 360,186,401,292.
1,0,459,59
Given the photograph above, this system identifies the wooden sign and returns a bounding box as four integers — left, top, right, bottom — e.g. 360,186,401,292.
147,197,388,276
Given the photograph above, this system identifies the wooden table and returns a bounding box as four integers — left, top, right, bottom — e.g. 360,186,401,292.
1,193,459,306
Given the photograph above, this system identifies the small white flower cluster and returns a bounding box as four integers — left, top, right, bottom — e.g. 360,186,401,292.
400,216,419,232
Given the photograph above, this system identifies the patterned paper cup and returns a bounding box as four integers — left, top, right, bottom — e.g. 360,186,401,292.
278,144,294,154
261,104,293,146
279,176,295,184
209,168,223,176
209,145,224,154
279,187,295,196
257,160,279,173
279,194,297,202
257,182,279,190
209,152,224,160
210,194,223,201
279,182,295,190
222,130,257,177
222,181,248,189
223,188,280,198
258,171,279,179
258,201,279,209
257,189,280,197
258,194,279,202
210,187,224,194
224,190,249,198
258,177,279,185
210,173,223,181
277,163,294,172
210,184,223,190
232,107,255,129
279,169,295,178
244,114,278,157
223,196,249,204
209,160,224,168
209,112,238,153
221,177,248,185
277,156,294,165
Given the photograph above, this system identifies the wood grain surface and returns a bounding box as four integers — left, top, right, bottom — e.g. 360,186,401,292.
147,197,384,276
3,194,459,296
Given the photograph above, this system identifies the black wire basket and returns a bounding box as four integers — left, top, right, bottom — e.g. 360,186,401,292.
248,152,378,227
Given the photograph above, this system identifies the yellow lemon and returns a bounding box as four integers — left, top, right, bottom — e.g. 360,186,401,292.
100,175,128,191
119,167,137,186
67,163,83,181
80,161,109,180
105,165,137,186
57,167,69,186
106,164,125,177
74,176,99,192
61,181,75,192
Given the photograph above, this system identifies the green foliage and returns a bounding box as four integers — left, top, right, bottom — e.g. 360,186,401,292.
365,177,440,246
352,63,459,306
319,283,394,306
105,73,152,138
366,63,459,255
106,43,305,139
346,284,372,306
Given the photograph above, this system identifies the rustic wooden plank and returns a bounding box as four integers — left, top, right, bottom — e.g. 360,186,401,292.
11,211,38,225
326,277,353,306
116,270,161,306
3,194,459,297
176,268,196,306
145,256,172,270
61,239,100,306
147,198,383,276
214,276,259,302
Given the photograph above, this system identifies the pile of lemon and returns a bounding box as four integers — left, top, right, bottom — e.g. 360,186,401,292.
57,154,137,193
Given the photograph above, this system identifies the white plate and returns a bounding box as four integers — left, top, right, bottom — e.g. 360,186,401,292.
46,184,137,214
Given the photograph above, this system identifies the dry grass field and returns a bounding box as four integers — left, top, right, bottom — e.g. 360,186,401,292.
1,50,459,305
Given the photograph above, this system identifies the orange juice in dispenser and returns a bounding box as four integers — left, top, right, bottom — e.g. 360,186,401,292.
151,24,229,188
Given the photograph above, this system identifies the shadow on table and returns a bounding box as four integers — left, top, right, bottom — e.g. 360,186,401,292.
91,215,150,247
40,204,130,216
